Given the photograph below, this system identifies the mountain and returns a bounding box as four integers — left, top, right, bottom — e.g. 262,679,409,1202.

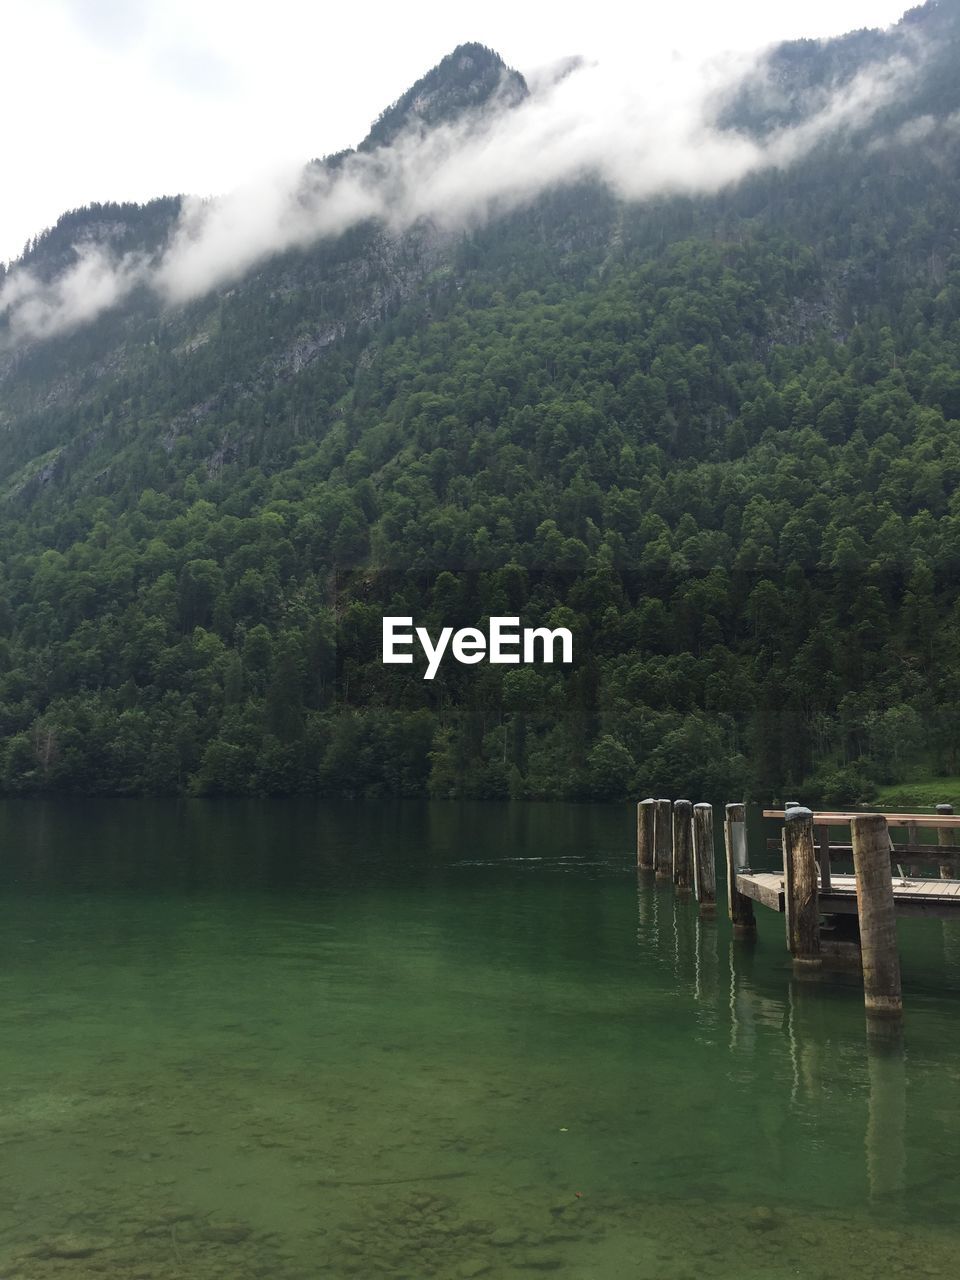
358,43,528,151
2,4,960,803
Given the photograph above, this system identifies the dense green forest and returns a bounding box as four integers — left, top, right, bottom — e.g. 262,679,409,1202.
2,8,960,803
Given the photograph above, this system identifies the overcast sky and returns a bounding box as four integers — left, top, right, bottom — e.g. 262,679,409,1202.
1,0,911,264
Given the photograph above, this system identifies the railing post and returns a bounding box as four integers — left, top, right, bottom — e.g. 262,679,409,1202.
937,803,954,880
637,798,656,871
724,803,755,935
815,824,832,892
905,818,920,877
782,806,821,971
693,803,716,916
672,800,693,894
851,814,903,1020
654,799,672,880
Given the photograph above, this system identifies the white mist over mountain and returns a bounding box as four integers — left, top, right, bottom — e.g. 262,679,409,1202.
0,1,924,343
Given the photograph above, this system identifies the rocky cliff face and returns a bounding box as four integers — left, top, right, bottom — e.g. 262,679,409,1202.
358,43,528,152
0,43,535,493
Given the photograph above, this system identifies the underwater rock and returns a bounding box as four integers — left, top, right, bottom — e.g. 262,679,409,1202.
201,1221,252,1244
39,1233,108,1257
451,1218,493,1237
746,1206,779,1232
517,1252,565,1271
457,1259,491,1278
490,1226,524,1246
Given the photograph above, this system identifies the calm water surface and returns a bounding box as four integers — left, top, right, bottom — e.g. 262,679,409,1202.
0,799,958,1279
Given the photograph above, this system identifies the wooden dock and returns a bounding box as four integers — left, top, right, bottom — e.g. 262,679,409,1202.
737,870,960,919
637,797,960,1022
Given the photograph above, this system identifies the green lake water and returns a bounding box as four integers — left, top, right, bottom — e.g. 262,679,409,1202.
1,799,958,1279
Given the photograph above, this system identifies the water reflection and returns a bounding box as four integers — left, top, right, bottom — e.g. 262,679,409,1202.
866,1031,907,1206
0,797,956,1280
635,870,912,1216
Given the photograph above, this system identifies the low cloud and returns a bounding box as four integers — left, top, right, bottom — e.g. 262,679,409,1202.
0,43,924,345
0,244,147,343
867,105,960,153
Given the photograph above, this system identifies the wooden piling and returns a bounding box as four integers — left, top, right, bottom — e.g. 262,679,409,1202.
654,799,672,880
693,803,716,916
937,803,954,880
724,803,755,935
851,814,903,1020
672,800,693,894
782,806,821,971
637,798,656,871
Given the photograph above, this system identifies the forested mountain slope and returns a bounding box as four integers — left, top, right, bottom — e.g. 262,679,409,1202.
1,8,960,802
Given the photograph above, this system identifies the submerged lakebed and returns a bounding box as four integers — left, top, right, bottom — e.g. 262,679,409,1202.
0,798,958,1279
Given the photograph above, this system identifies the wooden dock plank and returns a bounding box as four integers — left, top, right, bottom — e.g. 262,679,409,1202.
736,871,960,919
905,879,960,896
763,810,960,829
735,872,783,912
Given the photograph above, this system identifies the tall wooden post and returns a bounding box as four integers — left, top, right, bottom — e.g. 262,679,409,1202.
672,800,693,894
724,803,755,935
782,806,821,971
851,814,903,1020
654,799,672,880
937,803,954,880
637,798,655,871
693,803,716,916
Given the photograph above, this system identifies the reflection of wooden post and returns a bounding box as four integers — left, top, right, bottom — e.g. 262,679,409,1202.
787,978,826,1104
866,1030,906,1205
636,853,657,946
674,889,696,977
692,911,719,1009
727,939,759,1055
852,814,903,1020
693,803,716,916
654,800,672,880
672,800,693,894
724,803,755,935
782,807,821,971
937,803,954,880
637,798,655,871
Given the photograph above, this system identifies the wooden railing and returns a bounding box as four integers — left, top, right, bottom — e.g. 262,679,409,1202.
763,806,960,886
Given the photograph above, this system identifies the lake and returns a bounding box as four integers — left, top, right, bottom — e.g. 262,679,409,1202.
0,799,958,1278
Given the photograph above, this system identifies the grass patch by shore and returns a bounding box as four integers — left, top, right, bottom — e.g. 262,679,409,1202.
874,778,960,810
